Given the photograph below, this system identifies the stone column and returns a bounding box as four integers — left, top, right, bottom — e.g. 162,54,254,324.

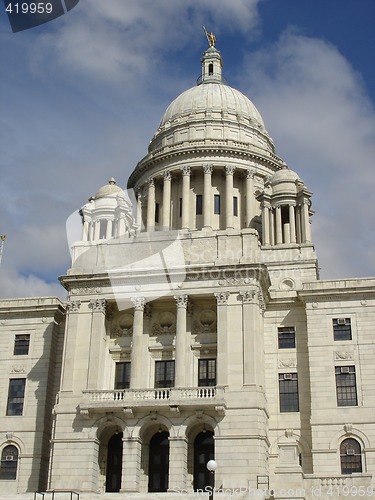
146,178,155,232
181,166,191,230
87,299,107,389
60,300,81,391
287,205,295,244
82,220,89,241
203,164,213,229
240,290,264,387
269,208,275,246
121,437,142,492
106,219,113,239
275,205,283,245
302,200,312,243
245,169,254,228
295,205,301,243
136,193,142,230
162,171,172,230
174,295,188,387
225,166,235,229
89,221,94,241
262,203,270,246
168,436,188,491
94,219,101,241
130,297,146,389
215,291,230,386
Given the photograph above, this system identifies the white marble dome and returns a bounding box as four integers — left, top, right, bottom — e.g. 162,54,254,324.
94,178,124,200
160,83,265,129
270,167,302,196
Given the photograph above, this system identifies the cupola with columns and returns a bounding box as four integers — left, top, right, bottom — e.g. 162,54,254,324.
124,43,313,249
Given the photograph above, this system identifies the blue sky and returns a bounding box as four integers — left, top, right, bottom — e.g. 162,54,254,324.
0,0,374,298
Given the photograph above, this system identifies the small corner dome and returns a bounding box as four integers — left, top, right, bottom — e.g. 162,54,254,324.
270,167,302,195
94,178,124,200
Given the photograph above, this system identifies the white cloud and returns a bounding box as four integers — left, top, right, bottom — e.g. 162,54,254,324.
34,0,261,84
239,30,375,278
0,267,65,300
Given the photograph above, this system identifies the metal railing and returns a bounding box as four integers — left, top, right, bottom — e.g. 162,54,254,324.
34,492,79,500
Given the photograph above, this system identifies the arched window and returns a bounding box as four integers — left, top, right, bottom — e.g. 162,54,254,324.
208,63,213,76
0,445,19,480
340,438,362,474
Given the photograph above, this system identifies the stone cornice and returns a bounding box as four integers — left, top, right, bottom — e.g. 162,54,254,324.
0,297,65,318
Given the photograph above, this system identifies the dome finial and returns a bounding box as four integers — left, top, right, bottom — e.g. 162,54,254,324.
203,25,216,48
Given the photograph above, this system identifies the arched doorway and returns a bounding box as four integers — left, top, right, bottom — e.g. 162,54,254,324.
194,431,214,491
148,431,170,492
106,432,123,492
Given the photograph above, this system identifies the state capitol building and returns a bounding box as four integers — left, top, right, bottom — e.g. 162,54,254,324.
1,39,375,500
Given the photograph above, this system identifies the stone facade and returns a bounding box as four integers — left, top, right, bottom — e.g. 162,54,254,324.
1,45,375,500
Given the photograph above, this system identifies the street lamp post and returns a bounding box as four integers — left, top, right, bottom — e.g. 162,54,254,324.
207,459,217,500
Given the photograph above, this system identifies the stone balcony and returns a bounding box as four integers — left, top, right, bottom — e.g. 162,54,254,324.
79,386,226,415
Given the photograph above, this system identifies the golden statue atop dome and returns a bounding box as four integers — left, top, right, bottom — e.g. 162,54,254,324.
203,25,216,48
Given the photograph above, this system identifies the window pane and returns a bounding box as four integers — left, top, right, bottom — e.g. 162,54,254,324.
14,334,30,355
340,439,362,474
115,362,131,389
198,359,216,387
278,327,296,349
279,373,299,412
333,318,352,341
0,445,18,480
6,379,26,416
214,195,220,215
335,366,357,406
155,361,175,388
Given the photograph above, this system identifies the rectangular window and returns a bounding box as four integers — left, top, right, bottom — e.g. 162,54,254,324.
179,197,182,218
278,327,296,349
333,318,352,341
115,362,131,390
155,202,160,223
335,366,358,406
6,379,26,416
155,360,175,388
198,359,216,387
214,194,220,215
13,334,30,356
233,196,238,217
279,373,299,412
196,194,203,215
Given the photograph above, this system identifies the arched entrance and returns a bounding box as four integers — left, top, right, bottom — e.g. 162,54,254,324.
106,432,123,492
148,431,170,492
194,431,214,491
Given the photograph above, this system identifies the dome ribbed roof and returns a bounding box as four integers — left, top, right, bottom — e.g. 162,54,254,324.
160,83,265,129
94,178,123,200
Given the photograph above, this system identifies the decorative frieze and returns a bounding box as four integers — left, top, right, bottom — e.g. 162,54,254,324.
334,351,353,361
278,359,297,368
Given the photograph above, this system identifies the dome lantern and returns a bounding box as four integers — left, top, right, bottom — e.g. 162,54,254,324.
200,46,223,84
